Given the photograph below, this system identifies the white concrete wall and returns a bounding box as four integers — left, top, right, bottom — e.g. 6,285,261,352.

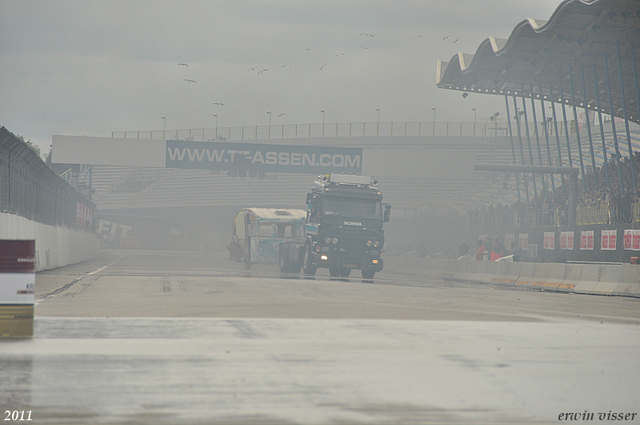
385,256,640,298
0,213,100,272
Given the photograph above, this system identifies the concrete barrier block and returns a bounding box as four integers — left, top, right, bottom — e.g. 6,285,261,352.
620,265,640,285
579,264,604,282
526,263,554,289
611,282,640,297
599,264,622,284
575,280,617,296
565,264,585,282
573,280,599,294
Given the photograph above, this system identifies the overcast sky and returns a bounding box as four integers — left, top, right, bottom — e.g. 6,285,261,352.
1,0,563,153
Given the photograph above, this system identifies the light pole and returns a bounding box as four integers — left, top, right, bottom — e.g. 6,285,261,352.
267,110,271,139
431,107,436,136
321,109,325,137
213,113,218,141
490,112,500,137
472,108,477,136
161,116,166,139
375,108,380,136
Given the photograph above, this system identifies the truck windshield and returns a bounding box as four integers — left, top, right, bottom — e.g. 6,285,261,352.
322,196,381,219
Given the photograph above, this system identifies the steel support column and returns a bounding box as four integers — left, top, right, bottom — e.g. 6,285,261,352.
548,83,566,193
520,86,538,199
603,52,625,193
512,95,530,202
568,63,587,191
558,71,574,168
592,64,611,190
505,95,521,201
530,82,547,193
580,65,599,190
538,84,556,193
631,42,640,125
616,41,638,189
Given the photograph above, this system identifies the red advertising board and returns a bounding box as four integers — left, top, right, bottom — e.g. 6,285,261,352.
0,240,35,273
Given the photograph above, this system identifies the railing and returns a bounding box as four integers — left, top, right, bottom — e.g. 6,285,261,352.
112,119,571,142
576,201,640,225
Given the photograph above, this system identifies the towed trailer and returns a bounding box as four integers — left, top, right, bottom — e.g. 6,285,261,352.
227,208,307,270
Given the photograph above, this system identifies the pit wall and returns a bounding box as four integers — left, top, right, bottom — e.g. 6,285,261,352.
386,256,640,298
1,213,100,272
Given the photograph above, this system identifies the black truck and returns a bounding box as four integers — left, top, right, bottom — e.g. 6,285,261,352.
278,174,391,279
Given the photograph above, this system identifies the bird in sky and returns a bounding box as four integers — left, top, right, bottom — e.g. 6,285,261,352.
361,33,374,37
183,79,196,83
278,113,285,117
332,53,344,58
247,67,259,72
361,44,373,51
178,63,189,67
443,35,450,40
257,68,268,75
303,46,313,51
213,102,224,105
318,63,328,71
453,37,461,43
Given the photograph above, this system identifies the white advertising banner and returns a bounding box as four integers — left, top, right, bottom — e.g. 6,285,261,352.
518,233,528,251
0,273,35,304
601,230,617,251
623,229,640,251
560,231,574,250
580,231,594,250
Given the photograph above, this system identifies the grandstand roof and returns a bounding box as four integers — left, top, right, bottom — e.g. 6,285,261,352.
436,0,640,124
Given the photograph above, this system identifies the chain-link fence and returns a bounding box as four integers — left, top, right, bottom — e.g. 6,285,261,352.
0,126,95,231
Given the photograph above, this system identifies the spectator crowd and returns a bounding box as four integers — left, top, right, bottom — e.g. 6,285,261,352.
468,151,640,232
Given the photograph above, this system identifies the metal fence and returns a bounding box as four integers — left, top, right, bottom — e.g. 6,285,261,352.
112,119,572,142
0,126,95,231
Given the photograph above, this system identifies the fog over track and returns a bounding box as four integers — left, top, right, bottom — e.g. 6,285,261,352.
3,249,638,425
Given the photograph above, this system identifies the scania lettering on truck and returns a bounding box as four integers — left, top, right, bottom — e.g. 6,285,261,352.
278,174,391,279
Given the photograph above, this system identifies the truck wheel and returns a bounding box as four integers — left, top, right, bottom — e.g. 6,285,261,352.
279,245,290,273
339,268,351,277
362,269,375,279
329,267,341,277
303,244,317,275
279,244,301,274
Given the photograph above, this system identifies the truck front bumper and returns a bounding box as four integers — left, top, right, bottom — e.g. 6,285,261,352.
316,252,383,271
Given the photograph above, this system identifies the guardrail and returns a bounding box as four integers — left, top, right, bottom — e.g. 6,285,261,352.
112,120,571,142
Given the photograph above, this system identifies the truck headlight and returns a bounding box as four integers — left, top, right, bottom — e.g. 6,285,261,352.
331,237,338,244
366,240,372,247
324,236,332,244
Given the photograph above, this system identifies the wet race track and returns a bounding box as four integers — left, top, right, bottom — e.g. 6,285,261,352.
2,249,640,425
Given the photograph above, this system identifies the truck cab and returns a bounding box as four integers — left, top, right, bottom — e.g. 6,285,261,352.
279,174,391,279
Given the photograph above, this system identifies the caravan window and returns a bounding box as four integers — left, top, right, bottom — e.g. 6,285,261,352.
257,223,303,238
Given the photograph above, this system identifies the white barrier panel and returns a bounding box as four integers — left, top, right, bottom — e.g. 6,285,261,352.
0,240,35,337
0,213,100,272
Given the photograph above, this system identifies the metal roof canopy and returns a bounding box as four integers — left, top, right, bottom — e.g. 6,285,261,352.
436,0,640,124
